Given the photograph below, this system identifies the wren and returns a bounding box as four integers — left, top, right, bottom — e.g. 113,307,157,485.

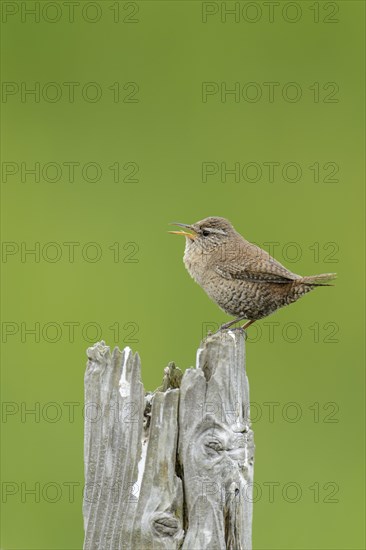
170,216,336,330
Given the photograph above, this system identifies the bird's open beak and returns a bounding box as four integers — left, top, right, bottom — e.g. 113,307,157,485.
168,222,197,240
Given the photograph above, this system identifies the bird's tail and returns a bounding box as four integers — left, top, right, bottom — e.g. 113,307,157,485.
299,273,337,286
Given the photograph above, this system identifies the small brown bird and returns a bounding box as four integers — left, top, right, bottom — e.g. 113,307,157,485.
169,217,336,330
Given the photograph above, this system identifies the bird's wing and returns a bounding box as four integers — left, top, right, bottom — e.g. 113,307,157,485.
214,241,300,284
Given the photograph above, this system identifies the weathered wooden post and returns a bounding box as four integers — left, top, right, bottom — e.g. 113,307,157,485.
83,330,254,550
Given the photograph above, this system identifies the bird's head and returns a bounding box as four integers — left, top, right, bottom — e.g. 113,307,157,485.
169,217,235,254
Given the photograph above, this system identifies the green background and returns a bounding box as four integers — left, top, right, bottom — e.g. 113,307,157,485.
1,1,365,548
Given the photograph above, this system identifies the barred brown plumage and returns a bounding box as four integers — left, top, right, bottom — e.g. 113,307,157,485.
169,216,336,331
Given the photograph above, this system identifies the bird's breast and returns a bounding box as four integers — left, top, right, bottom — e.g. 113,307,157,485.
183,245,208,286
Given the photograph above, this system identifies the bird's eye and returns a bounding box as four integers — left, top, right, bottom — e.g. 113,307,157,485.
202,229,210,237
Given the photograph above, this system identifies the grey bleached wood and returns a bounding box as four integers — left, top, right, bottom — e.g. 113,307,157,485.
178,330,254,550
83,330,254,550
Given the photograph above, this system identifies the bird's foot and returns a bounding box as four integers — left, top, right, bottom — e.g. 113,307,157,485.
216,316,248,333
241,320,255,330
219,320,238,331
212,318,256,336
